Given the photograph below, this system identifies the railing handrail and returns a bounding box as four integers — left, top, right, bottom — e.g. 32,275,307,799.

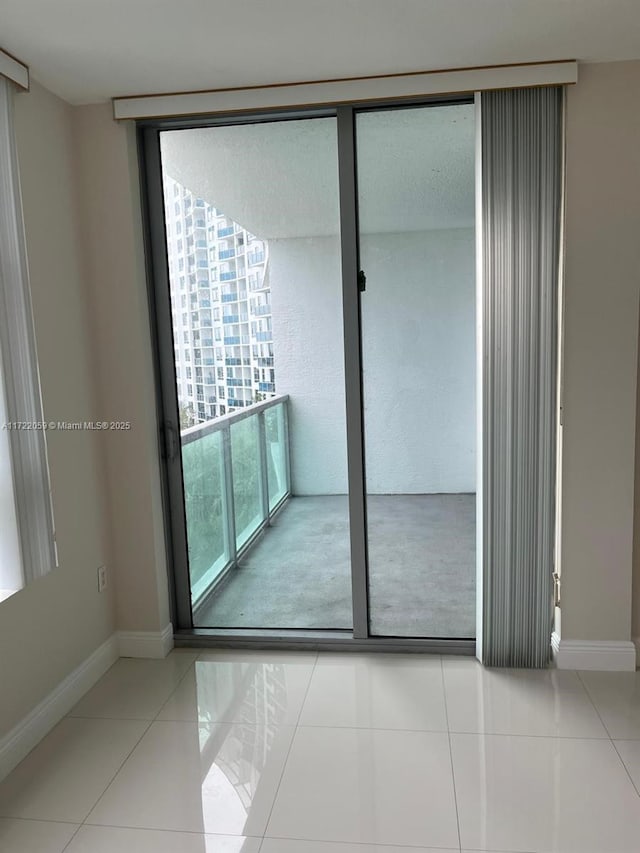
180,393,288,445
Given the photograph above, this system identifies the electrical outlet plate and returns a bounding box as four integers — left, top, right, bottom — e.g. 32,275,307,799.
97,565,107,593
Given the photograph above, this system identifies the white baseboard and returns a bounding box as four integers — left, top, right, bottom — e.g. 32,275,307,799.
552,632,637,671
117,623,174,659
0,634,119,782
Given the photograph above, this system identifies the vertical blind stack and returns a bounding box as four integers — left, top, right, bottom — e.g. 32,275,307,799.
481,86,563,667
0,77,57,585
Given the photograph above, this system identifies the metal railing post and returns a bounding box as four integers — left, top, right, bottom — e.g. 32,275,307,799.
221,423,238,566
257,411,270,524
282,400,292,496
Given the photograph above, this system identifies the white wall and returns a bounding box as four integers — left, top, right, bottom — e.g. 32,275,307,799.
561,61,640,644
270,236,348,495
73,104,171,634
361,229,476,493
270,228,476,495
0,83,115,739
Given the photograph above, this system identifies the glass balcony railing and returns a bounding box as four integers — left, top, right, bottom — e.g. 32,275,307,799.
220,271,236,282
181,395,290,607
218,248,236,259
250,304,271,316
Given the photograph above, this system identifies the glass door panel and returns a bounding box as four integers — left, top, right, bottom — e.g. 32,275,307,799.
355,103,477,638
159,117,352,630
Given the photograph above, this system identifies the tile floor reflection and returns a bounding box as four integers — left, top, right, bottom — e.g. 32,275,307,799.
0,650,639,852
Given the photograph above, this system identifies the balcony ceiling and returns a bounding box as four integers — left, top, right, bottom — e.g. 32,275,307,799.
161,104,475,238
1,1,640,105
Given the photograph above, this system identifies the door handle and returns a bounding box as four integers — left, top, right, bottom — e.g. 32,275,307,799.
163,421,179,462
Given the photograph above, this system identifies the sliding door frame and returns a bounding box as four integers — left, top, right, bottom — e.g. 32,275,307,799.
137,95,477,654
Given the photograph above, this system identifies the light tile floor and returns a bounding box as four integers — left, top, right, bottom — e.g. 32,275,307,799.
0,649,639,852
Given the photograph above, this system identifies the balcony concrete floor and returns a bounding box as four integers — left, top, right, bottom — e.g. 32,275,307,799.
197,494,475,637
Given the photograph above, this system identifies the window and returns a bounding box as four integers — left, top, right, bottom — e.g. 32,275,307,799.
0,77,56,599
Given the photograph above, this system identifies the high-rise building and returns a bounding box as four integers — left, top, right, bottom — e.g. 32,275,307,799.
162,174,275,426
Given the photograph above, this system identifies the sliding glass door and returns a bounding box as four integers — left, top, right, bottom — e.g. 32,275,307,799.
157,116,352,630
355,104,477,637
143,98,476,644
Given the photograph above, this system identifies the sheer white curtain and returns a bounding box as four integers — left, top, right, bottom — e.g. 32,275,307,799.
480,86,563,667
0,76,56,587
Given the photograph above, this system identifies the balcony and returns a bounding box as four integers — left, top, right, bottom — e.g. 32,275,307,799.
254,331,272,342
217,226,234,237
250,304,271,316
224,336,241,345
220,271,236,282
181,395,475,635
247,250,265,265
218,248,236,259
222,315,239,324
221,292,238,302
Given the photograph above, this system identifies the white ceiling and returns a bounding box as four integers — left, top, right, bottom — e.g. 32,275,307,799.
1,1,640,105
161,104,475,238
